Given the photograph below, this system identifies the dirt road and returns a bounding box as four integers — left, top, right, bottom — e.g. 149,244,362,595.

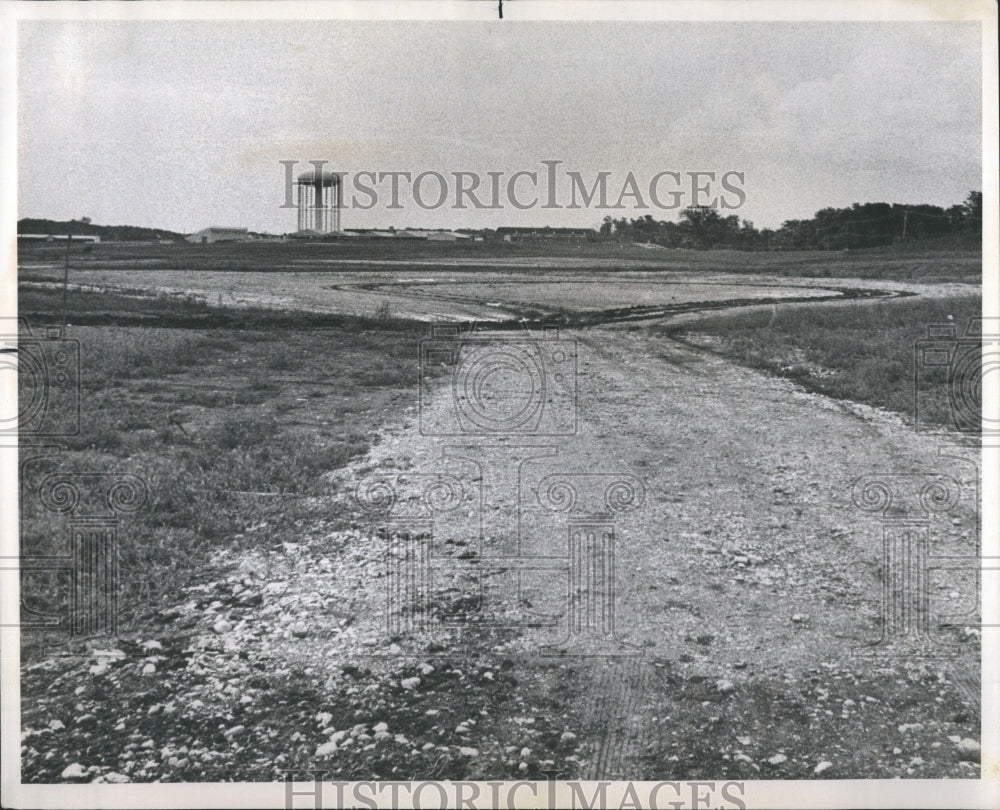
227,318,981,779
20,291,982,783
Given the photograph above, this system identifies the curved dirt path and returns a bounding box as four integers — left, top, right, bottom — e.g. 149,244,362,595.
21,269,970,324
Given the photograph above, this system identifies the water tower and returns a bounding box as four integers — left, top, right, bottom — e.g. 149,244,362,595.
296,170,342,233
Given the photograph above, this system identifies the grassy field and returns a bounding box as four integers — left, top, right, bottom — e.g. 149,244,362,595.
653,293,983,427
16,259,984,783
18,286,434,646
18,285,586,784
18,236,981,284
18,277,982,644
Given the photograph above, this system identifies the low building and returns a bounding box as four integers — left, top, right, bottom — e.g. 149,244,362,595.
496,226,596,242
18,233,101,244
185,227,248,244
426,231,470,241
337,228,472,241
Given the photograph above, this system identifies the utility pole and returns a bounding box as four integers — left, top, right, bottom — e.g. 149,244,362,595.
902,209,908,240
62,229,72,325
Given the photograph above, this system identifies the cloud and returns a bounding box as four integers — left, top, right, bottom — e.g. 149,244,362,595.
17,20,982,232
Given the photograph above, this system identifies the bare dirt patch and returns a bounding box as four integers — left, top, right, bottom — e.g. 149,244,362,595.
21,268,914,324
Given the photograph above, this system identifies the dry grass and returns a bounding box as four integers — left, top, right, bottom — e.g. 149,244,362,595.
18,287,434,630
656,294,983,426
19,235,981,283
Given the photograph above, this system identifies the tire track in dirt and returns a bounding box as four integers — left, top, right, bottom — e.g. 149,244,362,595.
306,315,981,777
203,294,980,780
576,658,649,780
523,326,983,777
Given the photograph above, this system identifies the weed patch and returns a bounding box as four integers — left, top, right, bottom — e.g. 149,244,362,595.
655,294,982,427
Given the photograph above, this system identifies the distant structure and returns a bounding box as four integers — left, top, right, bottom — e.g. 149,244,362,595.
296,170,342,234
339,229,471,241
186,227,248,244
18,233,100,244
342,228,472,242
496,226,595,242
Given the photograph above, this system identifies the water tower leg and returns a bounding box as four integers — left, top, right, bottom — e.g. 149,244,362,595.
336,180,342,232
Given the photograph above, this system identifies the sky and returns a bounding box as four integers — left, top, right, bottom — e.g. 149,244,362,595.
17,19,982,234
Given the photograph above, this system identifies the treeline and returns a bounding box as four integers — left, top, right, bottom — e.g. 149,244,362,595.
600,191,982,250
18,217,185,242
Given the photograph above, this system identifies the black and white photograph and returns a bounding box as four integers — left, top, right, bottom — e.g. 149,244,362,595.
1,1,997,808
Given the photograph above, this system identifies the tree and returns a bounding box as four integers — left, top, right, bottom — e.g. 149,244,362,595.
963,191,982,222
680,206,724,248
